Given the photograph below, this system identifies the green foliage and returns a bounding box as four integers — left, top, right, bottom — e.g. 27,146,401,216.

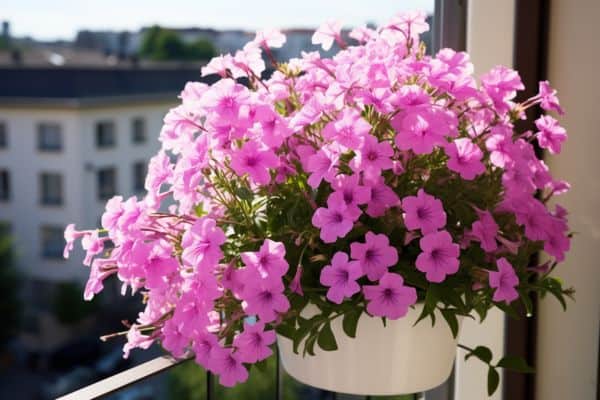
52,281,99,325
0,231,21,347
139,25,216,61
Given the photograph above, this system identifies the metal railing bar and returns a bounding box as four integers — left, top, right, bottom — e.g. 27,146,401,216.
206,370,214,400
275,347,282,400
56,355,191,400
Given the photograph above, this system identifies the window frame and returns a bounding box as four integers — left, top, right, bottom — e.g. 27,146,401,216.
97,167,117,201
132,160,147,193
0,169,10,202
39,172,64,206
95,120,117,149
0,122,7,149
40,225,66,260
37,122,63,152
131,117,147,145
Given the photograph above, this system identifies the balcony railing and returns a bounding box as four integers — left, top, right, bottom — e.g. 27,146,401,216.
56,348,453,399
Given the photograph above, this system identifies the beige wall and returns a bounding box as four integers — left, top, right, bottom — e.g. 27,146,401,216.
536,1,600,399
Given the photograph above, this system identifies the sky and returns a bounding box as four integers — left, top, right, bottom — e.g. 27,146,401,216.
3,0,434,41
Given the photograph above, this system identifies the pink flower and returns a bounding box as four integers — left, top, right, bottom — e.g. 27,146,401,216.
161,317,190,359
253,29,286,49
312,20,344,51
489,258,519,303
230,140,279,185
181,217,226,269
311,200,355,243
81,231,105,266
534,115,567,154
213,350,249,387
289,265,304,296
470,210,499,252
63,224,88,259
446,138,485,180
350,232,398,281
101,196,124,231
233,322,276,363
242,278,290,323
538,80,564,115
363,273,417,319
306,146,339,188
351,135,394,178
392,109,456,155
200,78,250,119
481,65,524,113
416,230,460,283
322,109,370,150
319,251,362,304
364,177,400,217
241,239,289,278
328,174,370,220
402,189,447,234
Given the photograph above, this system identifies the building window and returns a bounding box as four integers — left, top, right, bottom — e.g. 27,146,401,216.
132,117,147,144
0,122,7,149
132,161,147,193
40,225,65,259
96,121,116,148
39,172,63,206
0,170,9,202
97,167,117,200
37,123,62,152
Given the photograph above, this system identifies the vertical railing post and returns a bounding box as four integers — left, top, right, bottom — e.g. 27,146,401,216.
206,370,214,400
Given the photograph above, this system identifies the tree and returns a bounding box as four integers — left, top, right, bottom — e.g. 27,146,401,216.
52,281,99,325
0,228,21,348
139,26,217,61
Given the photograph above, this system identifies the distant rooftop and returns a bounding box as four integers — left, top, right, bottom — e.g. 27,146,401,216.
0,66,217,107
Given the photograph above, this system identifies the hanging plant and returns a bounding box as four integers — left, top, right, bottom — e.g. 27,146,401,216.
65,10,573,396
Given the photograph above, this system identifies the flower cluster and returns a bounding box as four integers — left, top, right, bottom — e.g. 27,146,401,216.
65,10,573,387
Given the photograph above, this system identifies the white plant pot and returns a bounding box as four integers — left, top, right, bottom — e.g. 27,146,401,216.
277,303,461,395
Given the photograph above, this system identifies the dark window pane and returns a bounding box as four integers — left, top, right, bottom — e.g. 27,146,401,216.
96,121,116,148
132,117,147,144
133,161,147,193
97,167,117,200
40,172,63,205
40,226,65,259
37,123,62,151
0,122,7,149
0,170,10,201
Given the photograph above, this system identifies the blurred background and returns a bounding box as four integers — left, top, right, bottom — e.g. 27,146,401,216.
1,1,599,400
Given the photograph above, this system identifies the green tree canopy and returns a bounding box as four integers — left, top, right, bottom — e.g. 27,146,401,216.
139,26,216,61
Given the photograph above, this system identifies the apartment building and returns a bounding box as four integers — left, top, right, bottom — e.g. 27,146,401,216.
0,67,204,315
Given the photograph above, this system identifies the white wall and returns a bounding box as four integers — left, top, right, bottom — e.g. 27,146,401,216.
0,101,170,282
454,1,515,399
536,1,600,398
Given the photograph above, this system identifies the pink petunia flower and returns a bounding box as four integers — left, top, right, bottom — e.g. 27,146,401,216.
328,174,370,220
350,232,399,281
306,146,340,188
253,29,286,49
200,78,250,119
233,322,276,363
213,350,249,387
230,140,279,185
446,138,485,180
241,239,289,279
319,251,363,304
181,217,226,269
322,109,370,150
470,210,499,252
415,230,460,283
534,115,567,155
312,20,344,51
242,278,290,323
193,331,227,373
363,273,417,319
402,189,447,234
364,177,401,217
311,200,355,243
489,258,519,303
351,135,394,179
538,80,564,115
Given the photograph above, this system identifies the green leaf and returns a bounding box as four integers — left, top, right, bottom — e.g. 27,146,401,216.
465,345,493,364
317,322,338,351
235,186,254,201
497,355,535,373
487,367,500,396
342,311,361,338
440,308,459,338
254,358,269,372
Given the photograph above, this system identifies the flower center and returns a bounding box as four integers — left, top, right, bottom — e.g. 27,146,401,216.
367,151,378,161
416,206,430,220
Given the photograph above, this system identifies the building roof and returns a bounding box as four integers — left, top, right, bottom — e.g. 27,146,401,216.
0,67,218,107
